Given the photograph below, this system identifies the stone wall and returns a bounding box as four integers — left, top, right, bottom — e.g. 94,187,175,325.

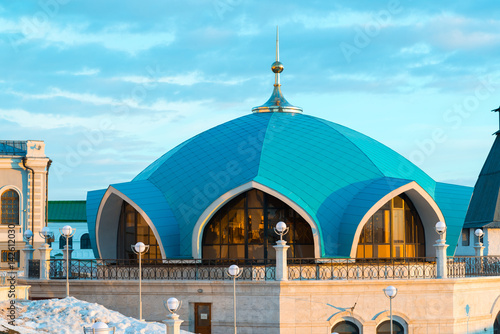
20,276,500,333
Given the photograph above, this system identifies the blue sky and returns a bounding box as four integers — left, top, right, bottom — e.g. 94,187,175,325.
1,1,500,199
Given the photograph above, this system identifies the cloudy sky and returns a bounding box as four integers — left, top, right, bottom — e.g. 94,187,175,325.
1,1,500,199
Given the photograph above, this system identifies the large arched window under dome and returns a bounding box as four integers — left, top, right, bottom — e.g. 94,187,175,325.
117,202,161,260
357,194,425,259
202,189,314,260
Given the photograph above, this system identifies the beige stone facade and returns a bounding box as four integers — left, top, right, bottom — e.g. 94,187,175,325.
21,276,500,333
0,140,51,270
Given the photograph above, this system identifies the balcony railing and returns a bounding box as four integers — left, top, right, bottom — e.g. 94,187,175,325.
25,256,500,281
448,256,500,278
288,257,437,280
46,258,276,281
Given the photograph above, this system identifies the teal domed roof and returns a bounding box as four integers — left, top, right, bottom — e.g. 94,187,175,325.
133,112,437,256
87,112,472,258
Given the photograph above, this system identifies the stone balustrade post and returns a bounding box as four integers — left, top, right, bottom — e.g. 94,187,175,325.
38,244,52,280
22,244,35,277
163,313,183,334
273,240,290,281
434,238,448,279
474,242,484,257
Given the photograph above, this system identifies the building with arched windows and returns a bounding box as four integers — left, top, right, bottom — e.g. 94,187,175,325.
87,109,472,263
79,39,500,333
0,140,50,270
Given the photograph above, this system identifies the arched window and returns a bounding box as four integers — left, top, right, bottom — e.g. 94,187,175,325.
357,194,425,259
117,202,161,260
80,233,91,249
59,235,73,249
332,320,360,334
202,189,314,260
377,320,404,334
494,311,500,334
1,189,19,225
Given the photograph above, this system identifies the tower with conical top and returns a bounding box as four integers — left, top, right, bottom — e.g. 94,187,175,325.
252,27,303,113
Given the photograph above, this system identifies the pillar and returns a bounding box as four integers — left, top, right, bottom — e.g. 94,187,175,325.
163,313,183,334
434,238,448,279
474,242,484,257
22,244,34,277
273,240,290,281
38,244,52,280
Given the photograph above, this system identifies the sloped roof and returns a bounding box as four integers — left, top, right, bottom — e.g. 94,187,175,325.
464,135,500,227
48,200,86,222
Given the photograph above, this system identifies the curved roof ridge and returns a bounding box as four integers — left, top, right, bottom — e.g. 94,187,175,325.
314,116,385,177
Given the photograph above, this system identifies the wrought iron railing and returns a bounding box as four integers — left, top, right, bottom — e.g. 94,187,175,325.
448,256,500,278
288,257,437,280
48,259,276,281
28,260,40,278
30,256,500,281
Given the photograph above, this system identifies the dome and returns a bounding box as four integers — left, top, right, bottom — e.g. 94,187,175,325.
87,111,472,259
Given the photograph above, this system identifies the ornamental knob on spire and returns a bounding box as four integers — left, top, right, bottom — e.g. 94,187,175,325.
252,26,302,114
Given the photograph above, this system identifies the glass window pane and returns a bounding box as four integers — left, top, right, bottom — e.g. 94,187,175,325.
248,209,264,244
247,189,264,208
332,321,360,334
228,209,245,243
248,244,264,259
393,209,404,244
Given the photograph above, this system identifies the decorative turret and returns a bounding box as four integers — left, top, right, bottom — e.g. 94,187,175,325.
252,27,302,114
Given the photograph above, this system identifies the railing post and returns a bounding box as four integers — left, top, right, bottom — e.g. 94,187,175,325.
22,244,35,277
434,239,449,279
163,313,184,334
273,240,290,281
38,244,52,280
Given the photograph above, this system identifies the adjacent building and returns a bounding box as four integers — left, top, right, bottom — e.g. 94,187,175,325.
0,140,51,270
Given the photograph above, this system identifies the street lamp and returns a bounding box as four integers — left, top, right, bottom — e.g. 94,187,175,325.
60,225,75,298
435,221,446,241
383,285,398,334
475,229,484,243
39,226,54,246
83,321,116,333
164,297,182,314
227,264,242,334
23,229,33,244
274,221,289,242
132,242,149,321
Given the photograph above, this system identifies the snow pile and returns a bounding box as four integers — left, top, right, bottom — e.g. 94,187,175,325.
0,297,193,334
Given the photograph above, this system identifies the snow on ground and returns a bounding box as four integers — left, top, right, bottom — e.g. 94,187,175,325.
0,297,193,334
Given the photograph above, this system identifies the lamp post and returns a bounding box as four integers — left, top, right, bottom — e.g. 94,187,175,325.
60,225,75,297
273,221,290,281
131,242,149,321
22,230,34,277
227,264,242,334
434,221,448,279
38,226,54,280
163,297,183,334
474,229,484,257
383,285,398,334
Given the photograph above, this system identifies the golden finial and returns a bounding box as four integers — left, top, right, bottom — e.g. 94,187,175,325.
252,26,302,114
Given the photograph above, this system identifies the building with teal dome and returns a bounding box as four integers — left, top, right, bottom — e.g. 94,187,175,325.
86,42,472,264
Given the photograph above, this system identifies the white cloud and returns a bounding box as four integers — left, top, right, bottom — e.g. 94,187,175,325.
114,72,250,86
57,67,100,76
1,19,175,54
400,43,431,55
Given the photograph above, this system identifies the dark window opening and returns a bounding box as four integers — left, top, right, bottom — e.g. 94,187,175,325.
377,320,405,334
461,228,470,247
59,235,73,249
1,190,19,225
331,320,360,334
80,233,91,249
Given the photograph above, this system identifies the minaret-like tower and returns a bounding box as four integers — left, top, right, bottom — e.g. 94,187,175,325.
252,27,302,113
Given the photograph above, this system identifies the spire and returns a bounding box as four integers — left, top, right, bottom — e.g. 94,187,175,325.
252,26,302,114
492,106,500,135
